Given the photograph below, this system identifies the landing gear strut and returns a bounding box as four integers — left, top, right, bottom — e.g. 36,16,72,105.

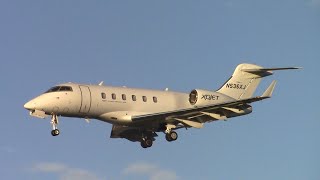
50,114,60,136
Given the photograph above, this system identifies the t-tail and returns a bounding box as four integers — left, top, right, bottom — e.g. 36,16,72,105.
217,63,301,100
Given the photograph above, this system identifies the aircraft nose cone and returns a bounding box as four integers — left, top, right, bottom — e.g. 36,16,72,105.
24,100,34,110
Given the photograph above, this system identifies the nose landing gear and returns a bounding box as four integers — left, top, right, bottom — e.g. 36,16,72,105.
50,114,60,136
51,129,60,136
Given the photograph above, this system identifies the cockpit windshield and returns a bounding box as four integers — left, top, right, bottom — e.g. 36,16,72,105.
45,86,73,93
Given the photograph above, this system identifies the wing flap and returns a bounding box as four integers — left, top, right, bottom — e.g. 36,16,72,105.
174,118,204,128
200,111,227,120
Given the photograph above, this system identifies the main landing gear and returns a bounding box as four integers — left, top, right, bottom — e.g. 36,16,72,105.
140,137,153,148
165,124,178,142
165,131,178,142
50,114,60,136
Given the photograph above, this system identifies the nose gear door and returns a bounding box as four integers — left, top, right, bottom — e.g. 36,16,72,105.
79,85,91,114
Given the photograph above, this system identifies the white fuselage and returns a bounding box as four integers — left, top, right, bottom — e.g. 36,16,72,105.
24,83,251,127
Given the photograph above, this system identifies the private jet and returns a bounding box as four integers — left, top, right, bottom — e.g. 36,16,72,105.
24,63,300,148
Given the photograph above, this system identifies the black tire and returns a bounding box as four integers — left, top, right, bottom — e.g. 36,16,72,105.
51,129,60,136
140,141,148,148
145,139,153,147
51,130,56,136
165,133,172,142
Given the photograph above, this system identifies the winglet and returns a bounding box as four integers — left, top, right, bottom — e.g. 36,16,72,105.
261,80,277,98
98,81,104,86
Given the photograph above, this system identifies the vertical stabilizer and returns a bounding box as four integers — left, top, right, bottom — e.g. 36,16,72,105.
217,64,267,99
217,63,301,100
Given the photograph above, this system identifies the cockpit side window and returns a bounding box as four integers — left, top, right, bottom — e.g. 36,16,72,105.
45,86,60,93
59,86,73,91
45,86,73,93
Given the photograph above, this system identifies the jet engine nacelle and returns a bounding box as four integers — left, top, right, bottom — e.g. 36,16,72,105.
189,89,234,106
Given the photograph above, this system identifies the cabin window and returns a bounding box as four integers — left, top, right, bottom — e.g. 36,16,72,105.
142,96,147,102
101,93,106,99
112,93,116,100
153,96,158,103
122,94,126,100
132,95,136,101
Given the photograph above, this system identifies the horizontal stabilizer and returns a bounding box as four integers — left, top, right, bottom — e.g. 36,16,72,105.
261,80,277,98
242,67,302,73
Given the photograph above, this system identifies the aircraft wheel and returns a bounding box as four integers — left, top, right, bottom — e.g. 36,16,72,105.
51,129,60,136
141,138,153,148
145,138,153,147
165,133,172,142
141,141,148,148
166,131,178,142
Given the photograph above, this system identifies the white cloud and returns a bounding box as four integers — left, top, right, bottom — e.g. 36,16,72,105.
123,162,158,174
31,162,67,173
60,168,101,180
30,161,179,180
30,162,101,180
123,162,179,180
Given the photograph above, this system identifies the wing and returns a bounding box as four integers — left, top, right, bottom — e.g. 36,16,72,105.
109,81,276,142
109,96,263,141
131,96,265,123
131,81,277,127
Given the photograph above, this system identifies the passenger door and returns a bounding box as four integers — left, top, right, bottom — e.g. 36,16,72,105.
79,85,91,114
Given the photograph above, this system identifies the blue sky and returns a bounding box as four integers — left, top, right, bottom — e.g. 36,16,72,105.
0,1,319,180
